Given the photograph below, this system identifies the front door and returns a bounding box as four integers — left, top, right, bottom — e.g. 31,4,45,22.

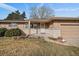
40,23,45,28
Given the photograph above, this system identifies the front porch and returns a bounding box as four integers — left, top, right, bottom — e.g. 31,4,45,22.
27,20,61,38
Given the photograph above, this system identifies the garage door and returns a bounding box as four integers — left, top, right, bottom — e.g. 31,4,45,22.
61,24,79,39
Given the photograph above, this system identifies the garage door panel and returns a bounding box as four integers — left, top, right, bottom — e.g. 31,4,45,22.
61,26,79,39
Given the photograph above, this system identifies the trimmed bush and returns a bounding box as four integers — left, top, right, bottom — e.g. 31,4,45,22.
0,28,7,37
5,28,22,37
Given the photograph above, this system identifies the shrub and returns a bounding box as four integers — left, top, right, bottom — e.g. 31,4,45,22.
0,28,7,37
5,28,22,37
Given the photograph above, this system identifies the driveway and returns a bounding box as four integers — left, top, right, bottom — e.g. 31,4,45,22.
63,38,79,47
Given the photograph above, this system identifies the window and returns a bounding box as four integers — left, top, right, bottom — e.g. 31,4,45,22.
30,24,40,28
33,24,38,28
9,23,17,28
25,23,40,29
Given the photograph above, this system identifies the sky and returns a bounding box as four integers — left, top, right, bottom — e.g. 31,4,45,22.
0,3,79,19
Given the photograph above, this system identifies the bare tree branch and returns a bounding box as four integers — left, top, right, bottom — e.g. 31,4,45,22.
29,6,54,19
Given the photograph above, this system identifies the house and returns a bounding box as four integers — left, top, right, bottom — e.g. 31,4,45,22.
0,17,79,39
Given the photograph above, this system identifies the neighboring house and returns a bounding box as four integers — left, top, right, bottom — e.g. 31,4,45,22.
0,17,79,39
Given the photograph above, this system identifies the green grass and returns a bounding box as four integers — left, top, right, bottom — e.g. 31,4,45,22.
0,37,79,56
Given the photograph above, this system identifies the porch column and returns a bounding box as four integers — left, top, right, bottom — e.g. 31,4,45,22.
28,20,31,35
40,23,41,28
39,23,41,34
44,23,45,29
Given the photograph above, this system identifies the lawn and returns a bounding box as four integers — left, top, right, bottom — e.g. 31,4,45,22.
0,37,79,56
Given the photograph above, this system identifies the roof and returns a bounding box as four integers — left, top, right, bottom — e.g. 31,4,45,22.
50,17,79,21
0,19,51,23
0,20,28,23
0,17,79,23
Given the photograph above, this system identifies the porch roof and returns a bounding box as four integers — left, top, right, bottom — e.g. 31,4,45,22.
26,19,51,23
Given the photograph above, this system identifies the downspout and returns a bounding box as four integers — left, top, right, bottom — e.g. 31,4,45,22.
28,20,31,35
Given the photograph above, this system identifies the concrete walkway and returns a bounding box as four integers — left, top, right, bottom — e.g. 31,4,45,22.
62,38,79,47
44,37,79,47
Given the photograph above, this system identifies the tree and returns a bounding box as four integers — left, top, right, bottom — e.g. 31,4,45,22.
30,7,38,19
21,11,26,18
4,10,26,20
14,10,21,20
29,6,54,19
15,10,20,15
